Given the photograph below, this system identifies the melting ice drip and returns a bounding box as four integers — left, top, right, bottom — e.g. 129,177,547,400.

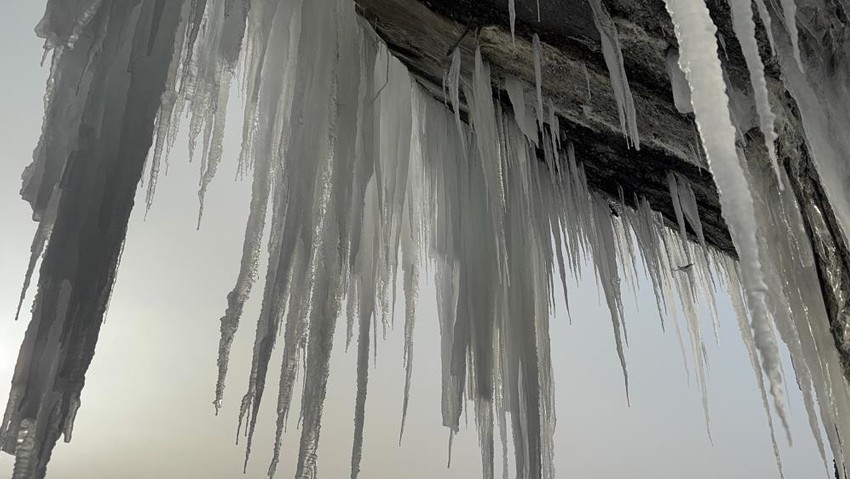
4,0,850,478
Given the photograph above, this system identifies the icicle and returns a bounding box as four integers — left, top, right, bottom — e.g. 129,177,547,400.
447,48,467,155
532,34,544,134
34,0,103,50
213,113,275,414
779,0,805,71
726,261,785,479
667,173,688,245
588,0,640,149
662,0,791,437
665,48,694,114
591,196,630,402
14,195,57,322
2,2,183,474
509,0,516,41
728,0,782,188
399,131,422,442
752,0,777,54
675,176,708,252
505,77,538,145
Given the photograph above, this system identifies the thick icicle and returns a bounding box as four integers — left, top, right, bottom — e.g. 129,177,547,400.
662,0,791,436
1,1,183,475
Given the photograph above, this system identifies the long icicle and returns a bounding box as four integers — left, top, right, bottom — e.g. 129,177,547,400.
662,0,791,438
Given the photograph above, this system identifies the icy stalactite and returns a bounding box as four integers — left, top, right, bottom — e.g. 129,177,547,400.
34,0,103,50
675,176,707,253
728,0,782,187
505,77,538,145
742,151,836,474
772,0,850,249
399,118,423,443
532,34,544,134
662,0,791,437
752,0,777,53
212,0,298,413
665,49,694,114
667,172,688,245
145,0,192,212
447,48,467,157
725,259,786,479
591,197,631,401
237,0,307,465
778,0,805,71
1,2,184,477
588,0,640,149
509,0,516,41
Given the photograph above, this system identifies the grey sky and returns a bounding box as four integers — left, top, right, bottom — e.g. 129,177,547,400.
0,2,830,478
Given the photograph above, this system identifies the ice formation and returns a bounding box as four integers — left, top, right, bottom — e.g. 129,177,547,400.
5,0,850,478
588,0,640,149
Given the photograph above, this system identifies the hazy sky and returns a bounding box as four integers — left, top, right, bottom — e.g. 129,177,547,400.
0,2,832,478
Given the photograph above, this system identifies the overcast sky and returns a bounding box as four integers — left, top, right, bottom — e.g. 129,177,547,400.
0,2,833,478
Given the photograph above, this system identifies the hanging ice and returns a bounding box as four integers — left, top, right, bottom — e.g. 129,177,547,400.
7,1,850,479
588,0,640,149
662,0,790,436
728,0,781,187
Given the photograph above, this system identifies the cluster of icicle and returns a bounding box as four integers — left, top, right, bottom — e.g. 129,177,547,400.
6,0,850,478
664,0,850,478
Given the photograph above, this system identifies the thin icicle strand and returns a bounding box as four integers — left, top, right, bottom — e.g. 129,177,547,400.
587,0,640,149
532,34,544,134
728,0,782,188
779,0,805,71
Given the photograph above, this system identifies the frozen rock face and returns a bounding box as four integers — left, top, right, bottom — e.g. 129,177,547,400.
6,0,850,478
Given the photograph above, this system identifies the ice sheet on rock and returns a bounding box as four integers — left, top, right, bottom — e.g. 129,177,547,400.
588,0,640,149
